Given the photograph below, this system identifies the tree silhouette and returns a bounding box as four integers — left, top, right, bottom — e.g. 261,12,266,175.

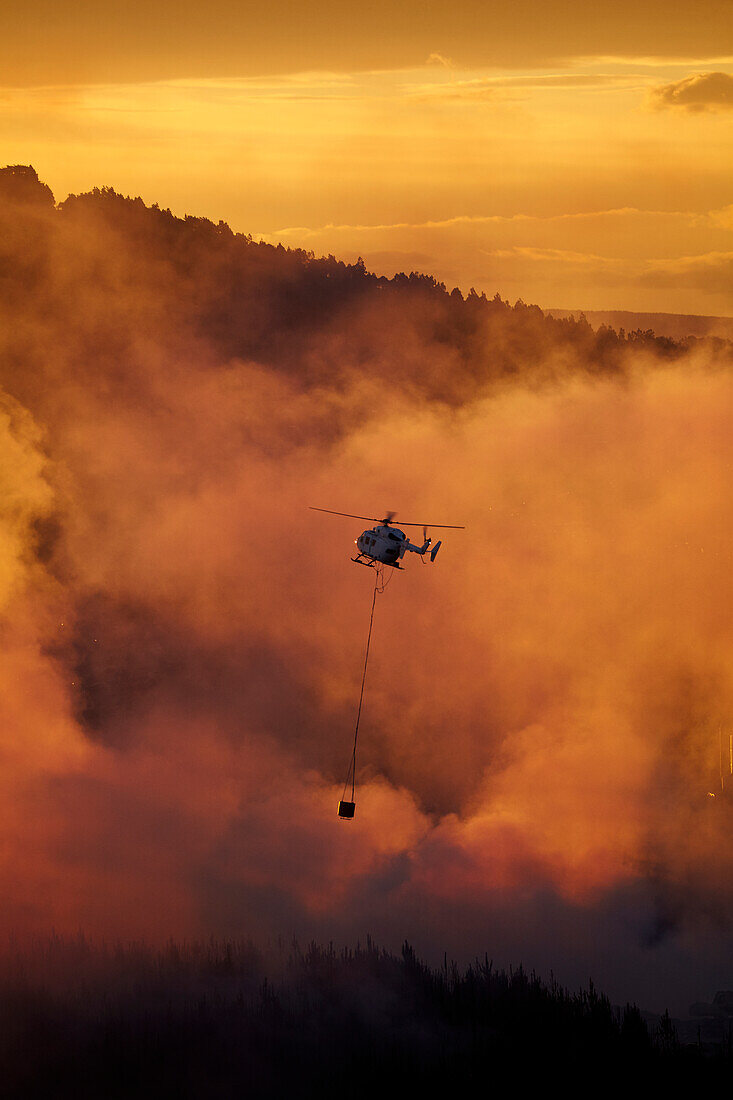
0,165,54,206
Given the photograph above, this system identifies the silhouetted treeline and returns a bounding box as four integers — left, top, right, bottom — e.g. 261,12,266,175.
2,166,730,420
0,934,728,1098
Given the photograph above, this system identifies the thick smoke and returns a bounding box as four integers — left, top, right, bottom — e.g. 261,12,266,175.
1,173,733,1013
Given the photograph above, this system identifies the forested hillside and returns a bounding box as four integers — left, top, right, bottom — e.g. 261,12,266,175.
0,935,728,1098
3,165,728,425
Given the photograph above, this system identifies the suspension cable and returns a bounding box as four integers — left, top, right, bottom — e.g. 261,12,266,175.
342,568,381,803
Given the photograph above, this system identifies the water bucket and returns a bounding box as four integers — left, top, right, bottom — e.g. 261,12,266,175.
337,800,356,819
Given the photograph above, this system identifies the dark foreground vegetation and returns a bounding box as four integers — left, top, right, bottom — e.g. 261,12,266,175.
0,935,730,1098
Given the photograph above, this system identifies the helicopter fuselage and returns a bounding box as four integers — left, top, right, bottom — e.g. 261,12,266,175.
354,525,434,568
310,507,458,566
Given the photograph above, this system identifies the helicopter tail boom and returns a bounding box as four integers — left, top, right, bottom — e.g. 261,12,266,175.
404,536,431,556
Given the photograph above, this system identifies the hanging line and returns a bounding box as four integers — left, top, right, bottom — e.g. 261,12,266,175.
342,568,380,803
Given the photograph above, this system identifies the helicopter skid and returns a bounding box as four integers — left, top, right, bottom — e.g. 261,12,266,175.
351,555,402,569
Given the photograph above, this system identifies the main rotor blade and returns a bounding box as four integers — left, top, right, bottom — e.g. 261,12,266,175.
309,507,385,523
309,507,465,529
389,519,466,529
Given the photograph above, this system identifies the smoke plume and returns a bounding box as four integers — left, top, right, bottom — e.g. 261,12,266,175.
1,172,733,1012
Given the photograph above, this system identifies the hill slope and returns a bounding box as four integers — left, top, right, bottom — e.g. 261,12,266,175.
3,166,730,427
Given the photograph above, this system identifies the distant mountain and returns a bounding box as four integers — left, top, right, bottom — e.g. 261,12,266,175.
546,309,733,342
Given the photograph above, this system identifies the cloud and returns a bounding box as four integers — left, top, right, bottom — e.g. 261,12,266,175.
642,251,733,291
406,78,497,102
425,52,454,69
409,72,637,101
650,71,733,111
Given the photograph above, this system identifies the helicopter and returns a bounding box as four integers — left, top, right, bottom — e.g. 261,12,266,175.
310,508,465,569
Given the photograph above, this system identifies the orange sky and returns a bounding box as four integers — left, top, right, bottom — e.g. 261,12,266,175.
2,2,732,84
2,2,732,313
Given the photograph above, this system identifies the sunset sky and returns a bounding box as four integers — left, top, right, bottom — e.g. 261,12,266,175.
2,0,732,313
